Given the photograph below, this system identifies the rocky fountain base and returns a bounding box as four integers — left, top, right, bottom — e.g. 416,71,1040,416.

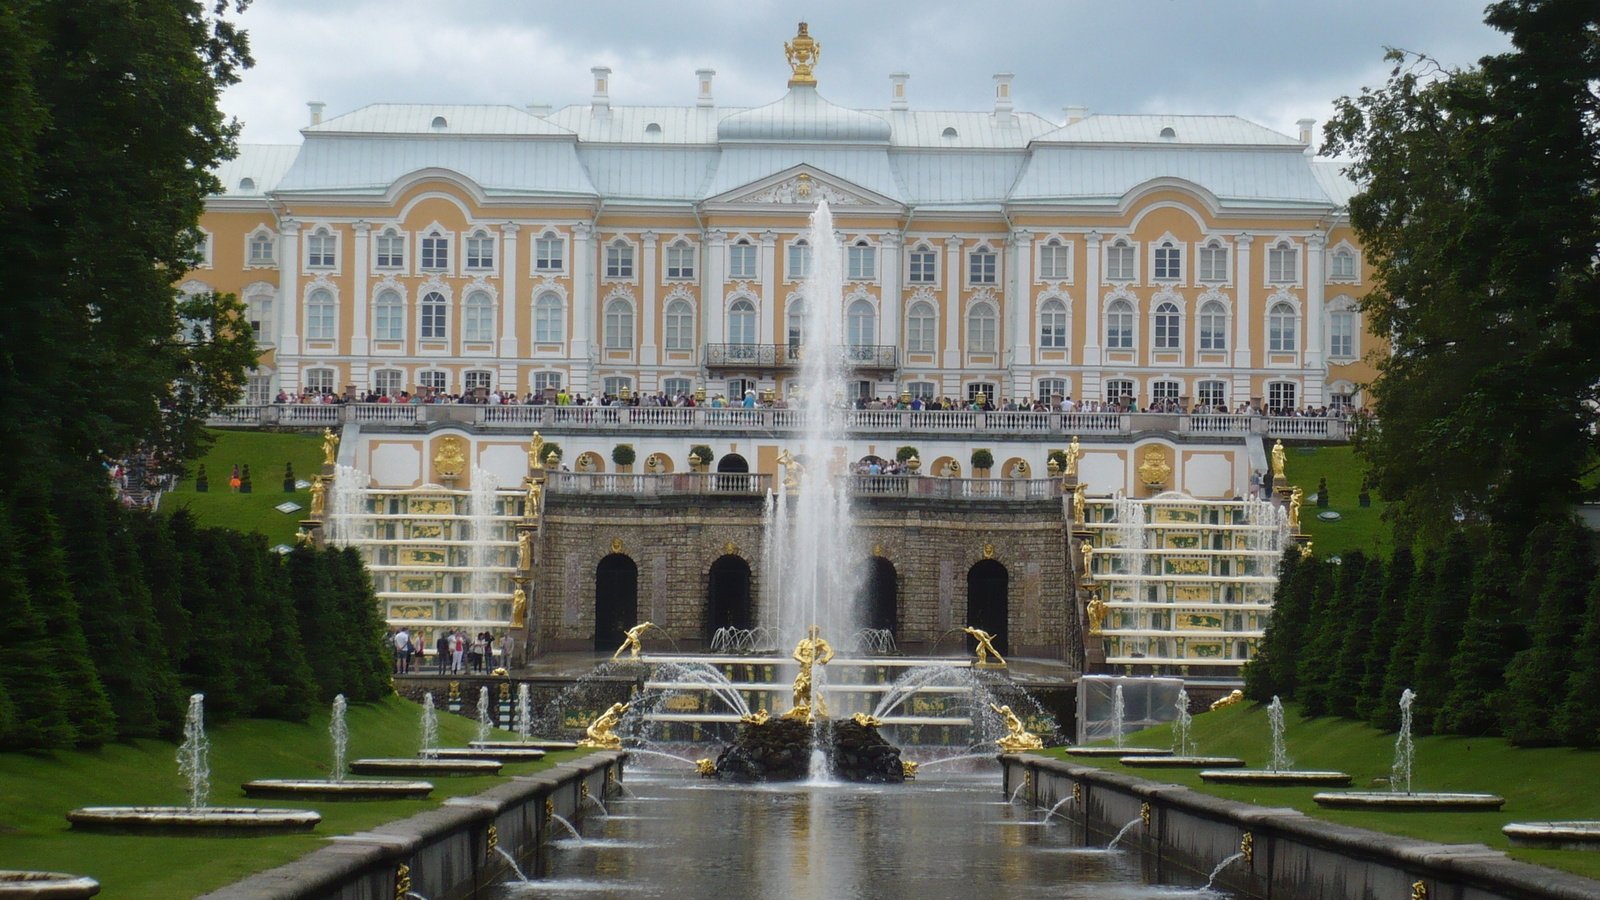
1314,791,1505,811
1121,755,1246,769
0,871,101,898
710,716,905,784
1199,769,1352,787
240,779,435,801
65,806,321,836
1503,821,1600,851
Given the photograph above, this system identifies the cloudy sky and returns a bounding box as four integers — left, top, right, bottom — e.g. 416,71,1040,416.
222,0,1510,147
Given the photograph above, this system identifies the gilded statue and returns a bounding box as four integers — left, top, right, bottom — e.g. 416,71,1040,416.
1288,485,1304,530
851,712,883,728
784,625,835,722
776,448,801,491
991,703,1044,752
963,626,1007,668
523,479,542,520
517,530,533,570
1209,689,1244,712
527,432,546,471
1086,596,1109,635
695,758,716,777
901,760,919,778
321,427,339,467
783,22,821,86
510,586,527,629
433,435,467,480
1063,435,1081,480
739,709,770,726
1072,481,1088,527
1270,440,1287,485
578,701,629,749
308,475,327,519
1079,540,1094,579
1138,446,1172,487
612,621,657,661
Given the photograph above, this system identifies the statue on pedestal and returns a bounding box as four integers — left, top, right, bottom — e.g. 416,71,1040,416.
992,703,1044,752
963,626,1007,668
510,586,527,629
1063,435,1081,480
784,625,835,722
579,702,629,749
612,621,657,661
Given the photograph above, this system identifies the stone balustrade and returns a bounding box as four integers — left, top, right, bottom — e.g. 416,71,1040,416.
548,472,1064,501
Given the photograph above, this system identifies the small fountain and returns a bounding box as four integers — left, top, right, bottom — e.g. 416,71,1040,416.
351,692,504,776
1120,687,1246,769
244,694,434,800
68,694,322,835
431,688,544,762
1314,689,1503,810
1067,683,1171,758
0,871,102,898
1201,696,1352,786
471,683,579,752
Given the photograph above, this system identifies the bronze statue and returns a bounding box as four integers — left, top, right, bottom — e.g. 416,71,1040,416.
510,586,527,629
992,703,1044,752
963,626,1007,668
321,427,339,467
611,621,657,661
579,702,629,749
1063,435,1081,479
784,625,835,722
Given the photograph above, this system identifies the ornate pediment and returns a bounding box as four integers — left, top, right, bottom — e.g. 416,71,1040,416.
716,166,890,207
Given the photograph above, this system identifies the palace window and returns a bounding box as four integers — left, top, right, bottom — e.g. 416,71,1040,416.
605,240,634,279
418,370,447,392
727,299,757,345
1106,379,1134,404
465,230,494,270
421,230,449,272
307,228,336,269
244,288,274,345
1038,298,1068,349
1153,241,1182,281
374,289,404,341
787,300,806,348
728,240,757,279
666,241,696,279
374,369,404,397
420,291,447,340
304,367,335,394
1330,309,1356,358
533,372,563,394
1038,378,1067,403
1268,301,1297,351
847,242,877,281
375,229,404,269
1267,241,1298,283
1198,241,1228,283
1198,300,1227,351
1198,380,1227,410
306,288,336,339
248,231,276,266
534,233,564,272
1330,248,1357,280
847,298,875,346
1105,299,1134,350
1038,239,1070,280
246,372,273,405
1153,301,1181,350
1105,239,1135,282
662,377,691,398
464,370,493,394
968,246,997,285
604,298,634,349
908,245,937,284
463,290,494,342
787,240,812,280
967,382,997,403
905,381,936,401
533,293,563,344
1151,381,1180,405
967,302,997,352
604,376,633,397
906,301,936,353
1267,381,1298,413
664,299,694,351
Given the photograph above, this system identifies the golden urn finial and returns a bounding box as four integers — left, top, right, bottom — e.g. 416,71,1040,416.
784,22,821,87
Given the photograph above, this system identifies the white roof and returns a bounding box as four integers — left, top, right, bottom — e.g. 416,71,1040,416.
1012,147,1335,207
1037,115,1304,147
213,144,299,197
718,87,892,144
577,147,719,201
307,104,572,137
275,138,596,197
882,110,1057,149
890,151,1028,205
1310,160,1361,207
547,106,734,145
703,147,903,202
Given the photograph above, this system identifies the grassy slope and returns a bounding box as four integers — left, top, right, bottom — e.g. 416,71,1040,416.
1285,443,1389,558
0,695,585,897
1050,701,1600,881
161,429,325,544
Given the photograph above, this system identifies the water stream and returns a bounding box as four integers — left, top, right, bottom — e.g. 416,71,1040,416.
1204,852,1246,891
475,686,493,744
329,694,348,783
515,684,532,743
177,693,210,810
1173,687,1194,757
1393,688,1416,794
419,692,439,760
1105,816,1143,851
1266,696,1292,773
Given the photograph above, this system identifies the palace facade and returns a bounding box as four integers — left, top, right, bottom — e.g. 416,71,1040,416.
193,26,1377,414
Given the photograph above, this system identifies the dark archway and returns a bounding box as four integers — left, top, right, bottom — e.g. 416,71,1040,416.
716,453,749,473
863,557,898,636
705,555,753,639
715,452,751,491
966,559,1009,656
594,553,638,653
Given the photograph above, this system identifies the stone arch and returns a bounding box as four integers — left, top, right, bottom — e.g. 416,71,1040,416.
966,559,1009,656
929,455,961,478
1001,456,1032,479
862,556,898,636
705,555,754,639
644,451,674,474
715,452,751,492
574,451,606,473
594,553,638,653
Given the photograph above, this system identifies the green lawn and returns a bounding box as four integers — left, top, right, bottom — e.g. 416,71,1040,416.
1050,700,1600,881
1284,443,1390,559
0,695,585,897
161,429,325,544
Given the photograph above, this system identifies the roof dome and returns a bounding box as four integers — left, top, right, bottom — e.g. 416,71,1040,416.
718,86,891,144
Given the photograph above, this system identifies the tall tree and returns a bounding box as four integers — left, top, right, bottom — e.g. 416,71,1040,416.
1322,0,1600,537
1438,533,1527,735
1556,578,1600,747
1372,549,1434,731
1503,520,1594,744
1296,557,1346,718
1409,533,1477,734
1328,553,1385,719
1245,547,1309,701
0,503,75,749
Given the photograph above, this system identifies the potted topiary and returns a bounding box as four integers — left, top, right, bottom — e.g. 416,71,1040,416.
896,446,919,465
970,448,994,477
239,464,253,494
542,443,564,468
612,444,636,472
1317,476,1330,508
195,464,209,493
689,445,714,472
283,462,296,493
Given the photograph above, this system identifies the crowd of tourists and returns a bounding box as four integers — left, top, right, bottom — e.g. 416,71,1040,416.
389,627,516,675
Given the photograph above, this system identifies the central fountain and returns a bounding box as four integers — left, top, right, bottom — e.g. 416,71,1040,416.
1199,696,1352,786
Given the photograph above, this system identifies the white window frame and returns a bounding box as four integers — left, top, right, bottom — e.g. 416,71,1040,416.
604,238,635,280
967,245,998,287
665,240,696,280
1267,381,1298,412
727,298,758,345
786,298,806,348
728,239,757,280
1105,296,1135,350
374,368,405,397
664,298,695,351
418,370,448,393
1038,297,1068,349
905,381,937,401
533,292,564,344
374,287,405,342
1105,378,1135,404
786,240,812,281
604,296,635,349
419,227,452,274
245,372,274,405
1151,380,1181,404
906,298,937,353
1197,239,1229,284
846,297,876,346
966,382,997,403
847,241,877,282
304,367,336,394
1197,380,1228,410
533,231,565,274
419,289,449,342
246,228,276,268
374,227,405,270
1151,238,1183,283
464,229,495,272
1038,378,1068,403
305,286,337,341
1268,300,1298,352
604,376,633,397
533,372,564,394
1151,298,1182,351
662,376,692,398
1328,296,1359,360
1266,239,1300,285
305,227,338,271
463,290,495,343
464,370,494,394
1104,238,1137,283
194,228,213,268
1197,297,1229,352
966,301,997,353
1328,241,1360,283
907,244,939,286
1037,238,1072,281
242,283,275,347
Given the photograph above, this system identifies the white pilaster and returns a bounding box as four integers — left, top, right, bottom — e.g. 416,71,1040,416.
880,232,902,355
1304,233,1327,403
640,231,659,366
571,222,594,394
350,221,370,357
499,223,520,358
1082,232,1102,367
759,230,777,343
704,230,727,345
942,236,963,369
1009,228,1033,370
278,219,301,361
1233,234,1254,402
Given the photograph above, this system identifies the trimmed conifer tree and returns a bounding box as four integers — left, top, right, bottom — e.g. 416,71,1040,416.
1356,545,1414,723
1244,546,1307,701
1438,531,1527,736
0,503,76,748
332,547,394,701
1297,556,1346,717
1373,548,1436,731
109,511,183,737
1410,532,1478,735
285,545,343,699
131,509,192,730
242,536,314,721
1555,576,1600,747
1504,520,1594,745
168,511,242,717
1328,552,1385,719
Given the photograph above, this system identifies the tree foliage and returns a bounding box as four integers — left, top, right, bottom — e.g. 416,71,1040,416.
1322,0,1600,537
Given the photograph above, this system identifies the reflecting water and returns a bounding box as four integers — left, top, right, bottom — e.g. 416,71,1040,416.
499,771,1227,899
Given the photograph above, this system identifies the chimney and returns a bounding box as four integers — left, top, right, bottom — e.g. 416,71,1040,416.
1064,105,1088,125
591,66,611,116
307,101,325,126
890,72,909,111
992,73,1015,123
696,68,716,107
526,102,553,117
1297,117,1316,153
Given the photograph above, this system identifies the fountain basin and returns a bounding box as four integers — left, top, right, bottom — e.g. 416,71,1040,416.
1066,747,1173,758
1313,791,1504,811
1503,821,1600,851
471,740,579,751
430,747,546,762
65,806,320,836
0,871,100,898
1199,769,1352,786
349,758,501,777
241,779,435,800
1121,756,1246,769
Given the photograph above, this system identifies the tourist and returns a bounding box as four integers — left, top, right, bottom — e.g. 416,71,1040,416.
435,630,450,674
392,627,412,675
481,632,495,670
450,629,466,674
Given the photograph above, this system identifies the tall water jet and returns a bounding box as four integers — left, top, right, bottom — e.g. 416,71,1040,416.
1267,695,1292,773
467,468,503,623
1202,694,1351,786
1392,687,1415,794
1172,687,1193,757
1313,688,1502,810
178,693,211,810
325,464,371,543
516,683,532,743
420,692,440,760
329,694,349,784
1110,684,1126,750
476,686,494,745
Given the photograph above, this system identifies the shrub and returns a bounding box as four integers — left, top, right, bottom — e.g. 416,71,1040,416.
895,446,919,463
970,448,994,471
689,445,715,466
540,442,563,464
611,444,636,466
1047,448,1068,472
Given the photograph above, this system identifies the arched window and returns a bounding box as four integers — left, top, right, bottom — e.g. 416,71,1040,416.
1038,239,1070,280
247,230,275,266
374,289,404,341
1038,298,1067,349
1330,247,1358,280
1198,300,1227,351
727,298,757,345
604,297,634,349
420,290,447,340
968,245,997,285
847,298,875,346
664,299,694,351
906,300,936,353
1105,238,1135,282
1105,299,1134,350
465,229,494,270
420,229,449,272
534,293,563,344
464,370,492,393
1153,240,1182,281
1329,307,1357,358
729,239,757,279
375,228,404,269
463,290,493,342
534,231,564,272
787,300,807,348
848,241,877,281
605,239,634,278
1153,301,1181,350
243,285,275,345
306,288,336,339
307,228,336,269
1268,301,1297,351
1198,239,1229,283
663,376,692,397
666,239,695,279
908,243,937,284
967,302,996,353
1267,240,1298,283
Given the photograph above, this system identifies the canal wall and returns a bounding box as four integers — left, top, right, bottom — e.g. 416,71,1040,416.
202,751,624,900
1002,755,1600,900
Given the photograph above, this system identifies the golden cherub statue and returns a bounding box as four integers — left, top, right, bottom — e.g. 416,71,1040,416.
612,622,657,661
579,702,629,749
851,712,883,728
992,703,1044,752
510,586,527,629
963,626,1007,668
901,760,919,778
321,427,339,467
784,624,835,722
1063,435,1081,479
695,758,716,777
1086,596,1109,636
739,709,770,726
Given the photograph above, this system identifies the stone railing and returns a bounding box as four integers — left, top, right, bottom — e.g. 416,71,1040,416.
549,471,773,496
548,472,1061,501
